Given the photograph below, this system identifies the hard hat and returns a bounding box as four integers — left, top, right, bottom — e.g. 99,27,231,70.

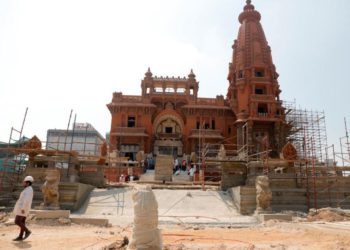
23,176,34,183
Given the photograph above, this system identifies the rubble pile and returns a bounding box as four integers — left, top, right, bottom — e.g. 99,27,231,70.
308,207,350,222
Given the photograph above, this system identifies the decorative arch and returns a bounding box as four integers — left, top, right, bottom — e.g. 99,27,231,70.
153,110,184,134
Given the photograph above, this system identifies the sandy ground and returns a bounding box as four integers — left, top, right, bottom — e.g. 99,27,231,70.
1,220,350,250
2,188,350,249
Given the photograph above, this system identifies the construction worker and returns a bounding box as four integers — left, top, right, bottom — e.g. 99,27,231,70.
13,176,34,241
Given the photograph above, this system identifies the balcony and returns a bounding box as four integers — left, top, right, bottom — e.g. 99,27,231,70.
155,133,182,140
258,112,269,117
111,127,149,137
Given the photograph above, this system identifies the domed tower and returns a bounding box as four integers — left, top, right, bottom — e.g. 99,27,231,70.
227,0,288,156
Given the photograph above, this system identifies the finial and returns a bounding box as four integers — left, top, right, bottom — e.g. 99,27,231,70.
145,67,152,77
188,69,196,78
243,0,255,12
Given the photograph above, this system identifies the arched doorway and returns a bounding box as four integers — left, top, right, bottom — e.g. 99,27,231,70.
153,113,184,157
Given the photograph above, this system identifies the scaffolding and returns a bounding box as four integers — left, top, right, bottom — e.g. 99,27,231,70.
284,100,328,163
0,108,28,198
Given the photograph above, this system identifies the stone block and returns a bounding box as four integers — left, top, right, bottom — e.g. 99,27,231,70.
70,217,109,227
30,209,70,219
155,155,173,181
259,213,293,222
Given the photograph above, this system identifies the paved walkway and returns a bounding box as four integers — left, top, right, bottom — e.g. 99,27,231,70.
74,187,258,226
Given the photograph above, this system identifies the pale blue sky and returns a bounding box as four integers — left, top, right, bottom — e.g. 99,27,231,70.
0,0,349,152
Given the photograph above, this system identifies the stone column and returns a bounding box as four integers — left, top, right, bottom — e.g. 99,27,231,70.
128,186,162,250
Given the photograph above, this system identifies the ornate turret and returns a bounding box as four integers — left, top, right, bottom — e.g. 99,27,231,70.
145,67,153,78
188,69,196,79
227,0,288,156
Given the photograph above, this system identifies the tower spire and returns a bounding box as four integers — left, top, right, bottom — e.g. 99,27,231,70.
227,0,288,155
240,0,259,21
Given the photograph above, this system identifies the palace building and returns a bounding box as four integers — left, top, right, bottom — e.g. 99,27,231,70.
107,0,288,160
107,69,235,160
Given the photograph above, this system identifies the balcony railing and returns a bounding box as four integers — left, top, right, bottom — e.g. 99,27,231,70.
257,112,269,117
155,133,182,139
113,127,146,134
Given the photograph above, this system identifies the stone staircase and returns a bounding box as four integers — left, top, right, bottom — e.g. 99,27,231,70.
231,174,350,215
173,171,190,182
2,167,94,212
139,170,156,182
9,182,94,211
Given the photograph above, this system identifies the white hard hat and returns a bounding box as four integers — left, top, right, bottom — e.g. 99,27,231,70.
24,176,34,183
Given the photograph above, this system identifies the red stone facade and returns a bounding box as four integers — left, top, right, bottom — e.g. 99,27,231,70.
107,0,288,159
107,69,235,159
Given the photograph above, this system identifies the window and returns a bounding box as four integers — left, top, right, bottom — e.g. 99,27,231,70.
238,70,244,79
146,88,150,94
127,116,136,128
204,123,210,129
228,127,231,134
257,104,268,114
190,88,194,95
177,88,186,94
255,69,265,77
165,87,174,93
165,127,173,134
211,120,216,130
196,121,200,129
255,87,266,95
154,87,163,93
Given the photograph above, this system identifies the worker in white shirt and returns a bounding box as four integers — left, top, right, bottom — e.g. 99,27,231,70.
13,176,34,241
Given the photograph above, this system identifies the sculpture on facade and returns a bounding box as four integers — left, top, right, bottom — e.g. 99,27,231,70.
24,135,42,162
40,170,60,209
282,142,298,161
255,175,272,214
190,152,197,164
217,144,226,160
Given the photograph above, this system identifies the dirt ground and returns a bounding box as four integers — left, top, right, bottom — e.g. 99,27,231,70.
1,220,350,250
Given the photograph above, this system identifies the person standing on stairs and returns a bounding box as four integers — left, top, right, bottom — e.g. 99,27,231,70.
13,176,34,241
